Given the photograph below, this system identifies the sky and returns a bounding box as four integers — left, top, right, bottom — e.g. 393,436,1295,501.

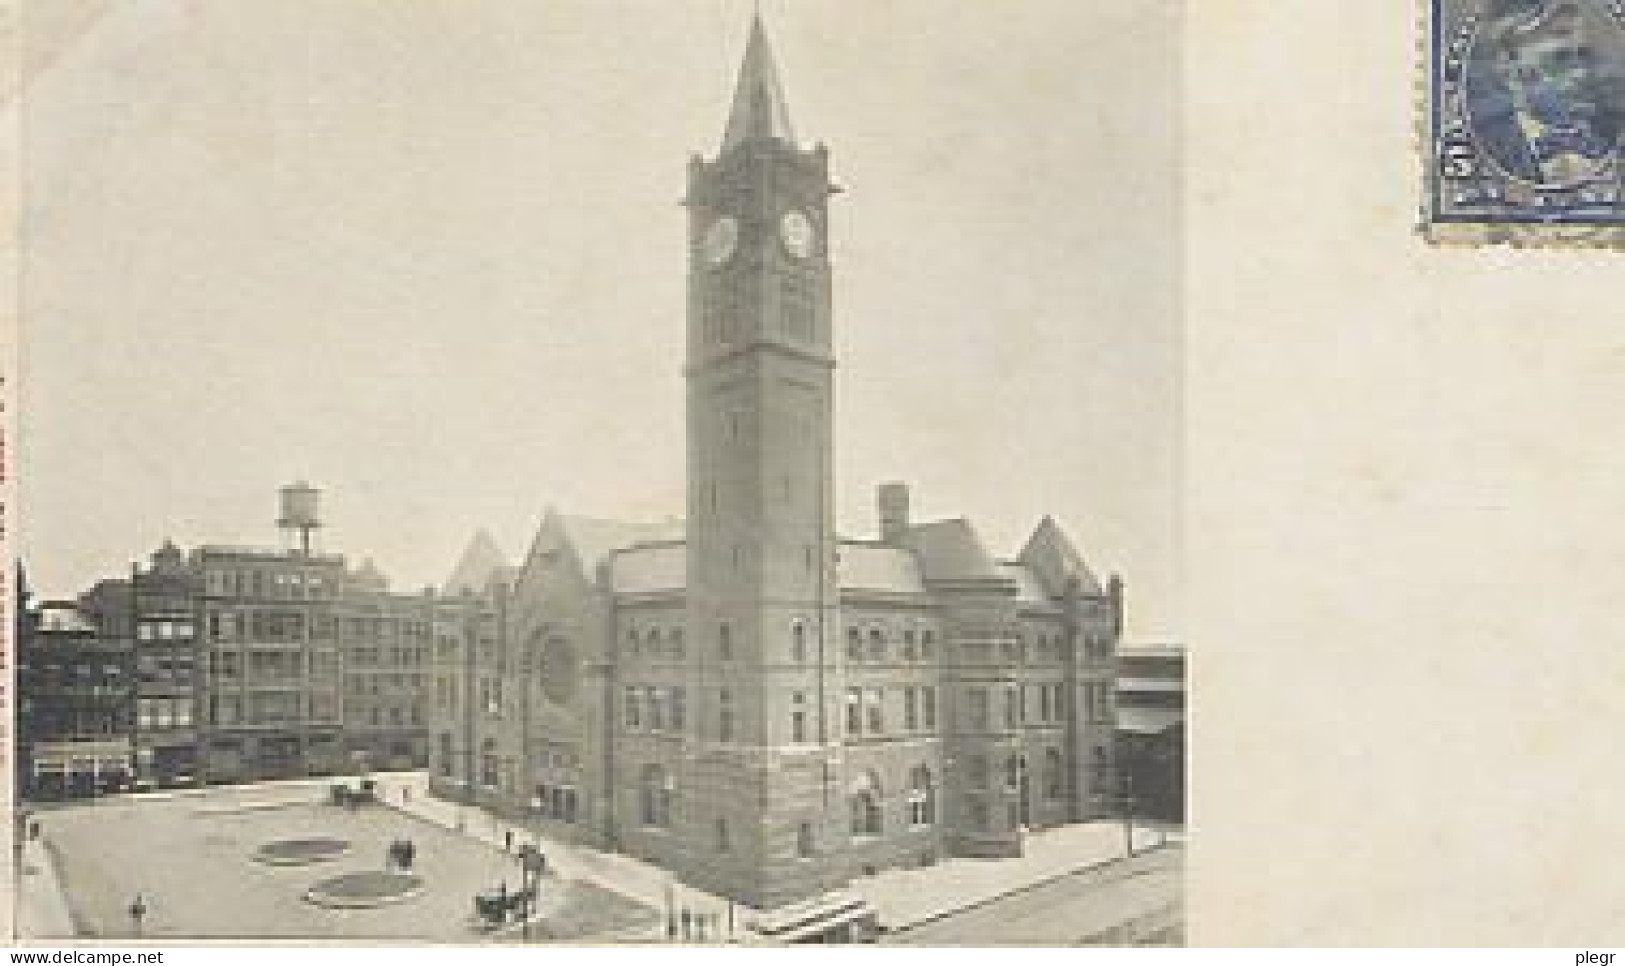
17,0,1182,640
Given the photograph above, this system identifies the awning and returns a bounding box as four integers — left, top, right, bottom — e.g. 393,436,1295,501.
1116,707,1184,735
748,891,878,944
1116,678,1184,692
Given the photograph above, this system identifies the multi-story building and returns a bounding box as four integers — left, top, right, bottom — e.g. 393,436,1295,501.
429,15,1126,910
20,488,456,796
16,597,135,799
193,544,349,781
1114,645,1185,824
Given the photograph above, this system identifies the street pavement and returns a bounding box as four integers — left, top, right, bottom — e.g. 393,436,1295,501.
18,778,652,942
881,843,1184,946
17,771,1184,945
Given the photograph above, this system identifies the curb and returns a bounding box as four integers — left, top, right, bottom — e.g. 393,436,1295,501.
881,839,1178,937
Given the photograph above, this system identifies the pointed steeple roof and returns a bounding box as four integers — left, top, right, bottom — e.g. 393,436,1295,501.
443,529,510,596
719,13,797,154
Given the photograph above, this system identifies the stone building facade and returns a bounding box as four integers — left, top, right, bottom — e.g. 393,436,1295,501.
21,519,475,796
428,16,1125,910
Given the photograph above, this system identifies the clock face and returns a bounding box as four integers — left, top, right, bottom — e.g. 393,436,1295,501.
780,209,815,259
702,216,738,266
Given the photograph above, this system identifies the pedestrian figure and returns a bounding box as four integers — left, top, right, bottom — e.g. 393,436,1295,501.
504,828,514,852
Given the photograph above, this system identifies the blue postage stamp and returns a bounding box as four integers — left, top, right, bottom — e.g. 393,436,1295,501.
1426,0,1625,244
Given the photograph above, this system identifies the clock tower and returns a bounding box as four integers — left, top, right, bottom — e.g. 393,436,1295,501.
681,14,844,906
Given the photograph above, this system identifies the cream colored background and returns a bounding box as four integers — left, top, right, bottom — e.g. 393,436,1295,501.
1188,1,1625,946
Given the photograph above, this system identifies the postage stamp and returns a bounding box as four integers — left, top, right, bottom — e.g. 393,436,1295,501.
1425,0,1625,245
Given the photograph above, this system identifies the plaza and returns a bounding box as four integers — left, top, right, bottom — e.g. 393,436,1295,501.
17,770,1177,944
19,776,657,942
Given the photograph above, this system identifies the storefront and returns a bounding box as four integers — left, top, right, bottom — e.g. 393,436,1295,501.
30,740,133,799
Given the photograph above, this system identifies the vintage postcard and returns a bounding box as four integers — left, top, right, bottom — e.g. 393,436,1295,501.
6,0,1182,948
1424,0,1625,244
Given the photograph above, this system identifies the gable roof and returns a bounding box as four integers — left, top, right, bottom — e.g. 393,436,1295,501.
518,509,685,584
443,529,510,596
606,539,928,597
1018,515,1104,598
900,518,1006,584
557,514,684,574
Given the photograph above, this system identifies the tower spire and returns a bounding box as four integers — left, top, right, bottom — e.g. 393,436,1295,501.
719,12,796,154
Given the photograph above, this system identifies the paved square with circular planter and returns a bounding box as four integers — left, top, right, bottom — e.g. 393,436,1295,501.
32,788,656,942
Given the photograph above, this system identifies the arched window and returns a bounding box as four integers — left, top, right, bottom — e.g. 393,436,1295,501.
920,629,936,659
867,627,886,662
671,626,686,659
849,770,883,837
846,626,863,661
791,621,807,662
640,764,672,828
480,738,499,788
906,765,935,826
1044,747,1066,800
902,627,917,659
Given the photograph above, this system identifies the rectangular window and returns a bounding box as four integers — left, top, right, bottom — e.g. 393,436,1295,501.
845,687,862,735
671,687,687,731
922,687,937,729
903,687,918,730
718,688,734,742
866,688,884,734
969,687,990,730
625,687,642,729
1004,686,1019,729
790,691,807,743
648,687,666,731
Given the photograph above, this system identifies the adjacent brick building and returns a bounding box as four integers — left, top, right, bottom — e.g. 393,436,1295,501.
19,497,479,795
16,595,135,799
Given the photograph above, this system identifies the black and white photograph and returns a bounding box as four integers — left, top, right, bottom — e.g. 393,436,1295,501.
11,0,1181,946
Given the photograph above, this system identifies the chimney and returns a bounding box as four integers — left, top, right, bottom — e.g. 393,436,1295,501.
878,482,911,543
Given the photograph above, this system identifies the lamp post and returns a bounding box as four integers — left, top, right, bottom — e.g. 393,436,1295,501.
1121,770,1136,858
518,843,546,941
128,894,148,939
1093,755,1136,858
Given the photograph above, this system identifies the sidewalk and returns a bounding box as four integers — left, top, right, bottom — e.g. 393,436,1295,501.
369,771,735,943
374,770,1175,940
851,821,1168,930
15,835,78,940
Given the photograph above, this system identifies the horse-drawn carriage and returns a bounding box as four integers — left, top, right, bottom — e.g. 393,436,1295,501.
472,883,538,929
328,778,378,808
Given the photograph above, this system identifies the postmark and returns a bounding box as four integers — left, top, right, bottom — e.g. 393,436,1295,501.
1425,0,1625,245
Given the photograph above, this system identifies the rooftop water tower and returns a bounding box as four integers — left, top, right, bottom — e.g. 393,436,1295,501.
277,481,322,556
